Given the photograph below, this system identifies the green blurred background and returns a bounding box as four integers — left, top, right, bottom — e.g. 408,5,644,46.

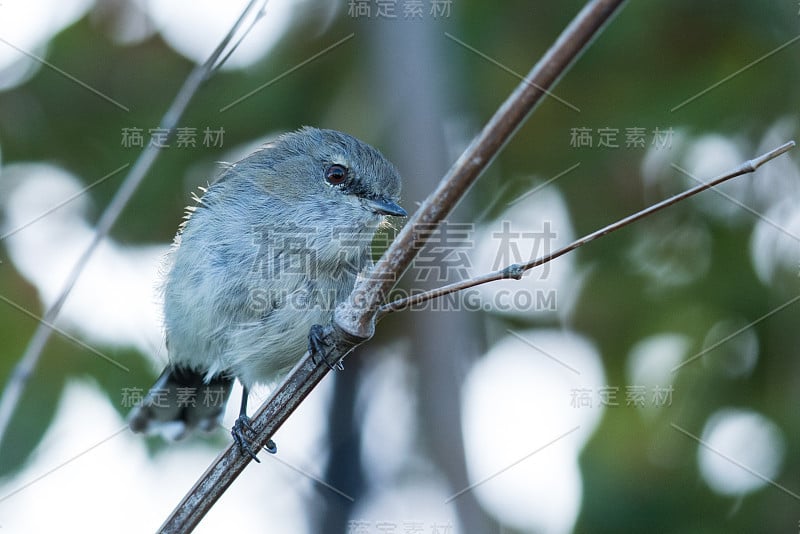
0,1,798,532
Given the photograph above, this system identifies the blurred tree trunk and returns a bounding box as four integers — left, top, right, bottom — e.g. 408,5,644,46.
367,15,494,534
315,14,493,534
316,360,366,534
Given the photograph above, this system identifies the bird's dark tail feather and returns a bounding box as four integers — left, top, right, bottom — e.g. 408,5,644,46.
127,366,233,441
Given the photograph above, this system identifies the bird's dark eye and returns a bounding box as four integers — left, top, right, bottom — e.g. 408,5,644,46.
325,164,348,185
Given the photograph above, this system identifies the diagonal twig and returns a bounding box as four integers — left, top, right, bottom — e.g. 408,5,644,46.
0,0,268,450
376,141,795,316
158,1,628,531
219,32,355,112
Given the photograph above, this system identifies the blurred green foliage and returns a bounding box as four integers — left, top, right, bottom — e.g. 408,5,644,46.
0,1,798,531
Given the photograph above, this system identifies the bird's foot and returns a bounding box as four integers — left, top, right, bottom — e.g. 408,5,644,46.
231,414,277,460
309,324,344,371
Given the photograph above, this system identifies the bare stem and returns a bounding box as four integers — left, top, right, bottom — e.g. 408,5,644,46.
0,1,266,449
376,140,796,317
334,0,626,339
158,1,628,532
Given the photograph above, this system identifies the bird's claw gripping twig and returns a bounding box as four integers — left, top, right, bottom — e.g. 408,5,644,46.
231,414,276,460
309,324,344,371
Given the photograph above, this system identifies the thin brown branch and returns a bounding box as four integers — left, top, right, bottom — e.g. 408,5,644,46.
0,0,267,447
376,140,796,317
158,0,627,531
335,0,626,339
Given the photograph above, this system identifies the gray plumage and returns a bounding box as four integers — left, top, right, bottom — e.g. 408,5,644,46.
128,127,404,440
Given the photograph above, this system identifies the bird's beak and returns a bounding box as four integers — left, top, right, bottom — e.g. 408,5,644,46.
364,197,407,217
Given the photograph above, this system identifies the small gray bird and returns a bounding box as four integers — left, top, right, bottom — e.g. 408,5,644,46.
128,127,405,458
